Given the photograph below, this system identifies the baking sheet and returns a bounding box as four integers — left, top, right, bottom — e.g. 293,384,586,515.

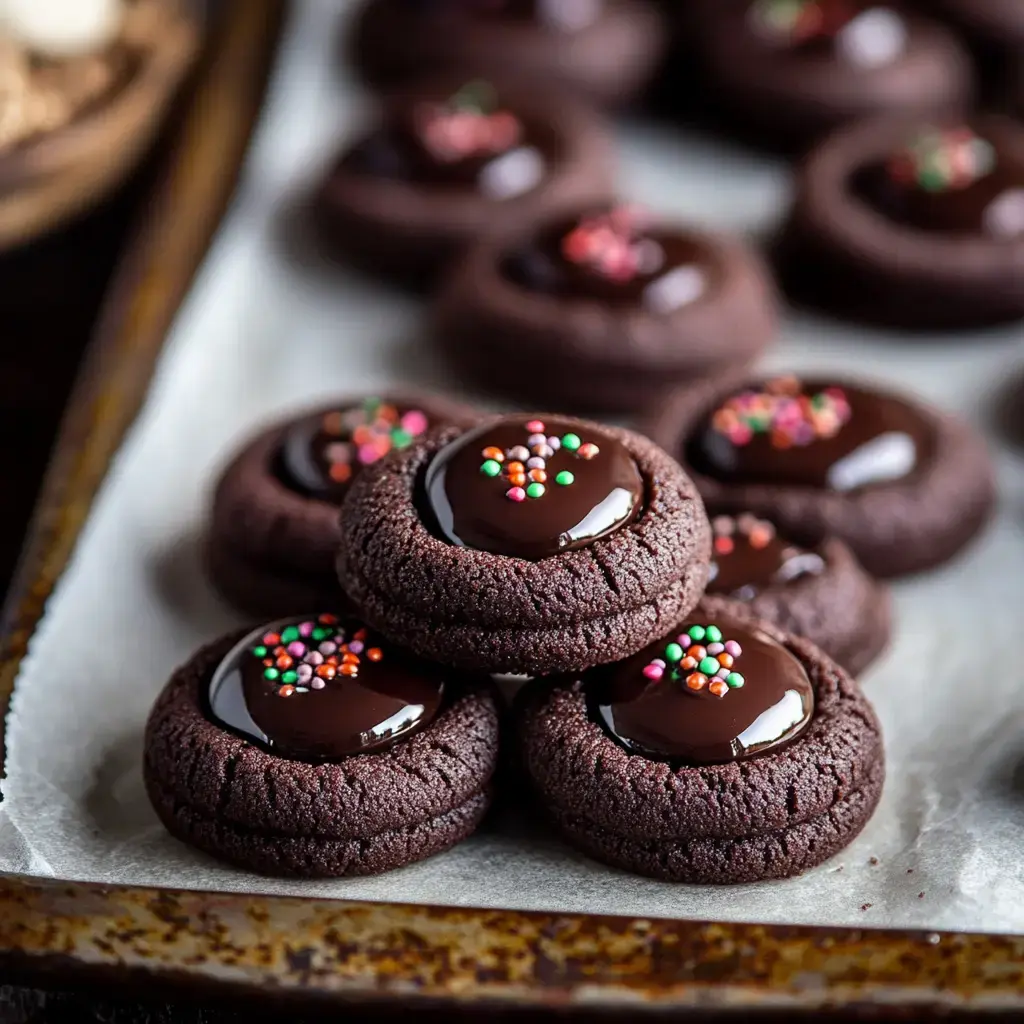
2,0,1024,933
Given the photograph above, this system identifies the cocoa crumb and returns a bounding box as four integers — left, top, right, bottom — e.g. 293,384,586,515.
868,857,879,866
860,903,872,911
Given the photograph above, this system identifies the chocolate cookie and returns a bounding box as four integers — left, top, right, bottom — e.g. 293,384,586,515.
518,597,885,883
693,1,973,153
432,204,777,414
347,0,667,110
775,116,1024,328
207,392,478,619
316,78,615,289
144,613,499,877
704,512,890,676
929,0,1024,97
644,373,995,579
336,414,711,675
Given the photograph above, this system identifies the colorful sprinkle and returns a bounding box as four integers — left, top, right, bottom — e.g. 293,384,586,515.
415,80,522,164
750,0,858,46
477,423,604,502
888,127,995,194
643,624,744,699
711,377,851,450
560,206,656,283
249,615,383,697
320,398,431,482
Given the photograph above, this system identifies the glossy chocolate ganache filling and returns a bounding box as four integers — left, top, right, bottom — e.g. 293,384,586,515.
687,376,933,492
590,618,814,765
424,416,644,559
206,614,446,762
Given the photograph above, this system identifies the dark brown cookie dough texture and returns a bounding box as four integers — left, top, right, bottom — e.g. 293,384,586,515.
144,630,499,877
775,115,1024,330
316,77,616,289
432,206,777,414
704,513,891,677
336,416,712,676
692,1,973,153
346,0,668,110
206,391,479,619
518,597,885,884
645,373,995,579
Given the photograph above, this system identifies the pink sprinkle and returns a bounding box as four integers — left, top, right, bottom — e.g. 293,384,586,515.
348,640,364,654
507,486,527,502
287,641,306,657
526,456,545,470
715,666,729,679
319,641,337,656
643,665,664,681
725,640,742,657
298,621,314,637
401,410,429,435
707,642,725,656
307,651,324,666
652,658,666,669
296,664,313,681
358,442,381,464
311,678,326,690
527,433,546,447
547,436,561,451
526,419,545,433
262,632,277,645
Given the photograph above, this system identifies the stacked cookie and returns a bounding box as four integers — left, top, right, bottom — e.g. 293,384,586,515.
146,404,891,884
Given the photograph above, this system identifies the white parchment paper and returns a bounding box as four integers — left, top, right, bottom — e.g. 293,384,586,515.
2,0,1024,933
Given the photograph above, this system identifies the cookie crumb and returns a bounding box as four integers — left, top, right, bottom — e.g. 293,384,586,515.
868,856,878,866
918,892,925,899
833,865,844,872
907,868,914,874
860,903,872,911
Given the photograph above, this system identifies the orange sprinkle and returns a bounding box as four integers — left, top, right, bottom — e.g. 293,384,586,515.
329,462,352,483
714,536,734,556
687,645,707,661
279,685,295,697
322,411,345,435
352,425,374,445
353,627,366,639
367,648,383,662
275,655,293,670
342,652,359,665
529,469,547,483
316,664,336,680
322,614,339,624
482,446,504,462
379,404,399,423
686,673,708,691
340,663,358,676
709,680,728,697
718,653,734,669
748,526,772,549
680,656,698,671
507,461,525,474
509,473,526,487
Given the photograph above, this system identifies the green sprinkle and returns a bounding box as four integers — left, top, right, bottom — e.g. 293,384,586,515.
705,625,723,643
688,625,706,643
561,432,581,452
555,470,575,486
391,428,413,448
312,627,329,641
252,645,267,658
264,667,280,681
919,166,946,192
364,396,381,411
526,482,546,499
480,459,502,477
727,672,745,689
282,670,298,684
665,643,683,663
699,656,720,676
281,626,300,644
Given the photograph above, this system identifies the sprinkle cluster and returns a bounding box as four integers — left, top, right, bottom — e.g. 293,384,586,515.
643,625,744,699
750,0,854,44
479,419,600,502
712,513,776,557
251,614,383,698
415,80,522,164
888,128,996,194
321,398,429,485
711,377,851,450
561,206,663,283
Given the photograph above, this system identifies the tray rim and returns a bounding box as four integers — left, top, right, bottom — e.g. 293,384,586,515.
0,0,1022,1013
